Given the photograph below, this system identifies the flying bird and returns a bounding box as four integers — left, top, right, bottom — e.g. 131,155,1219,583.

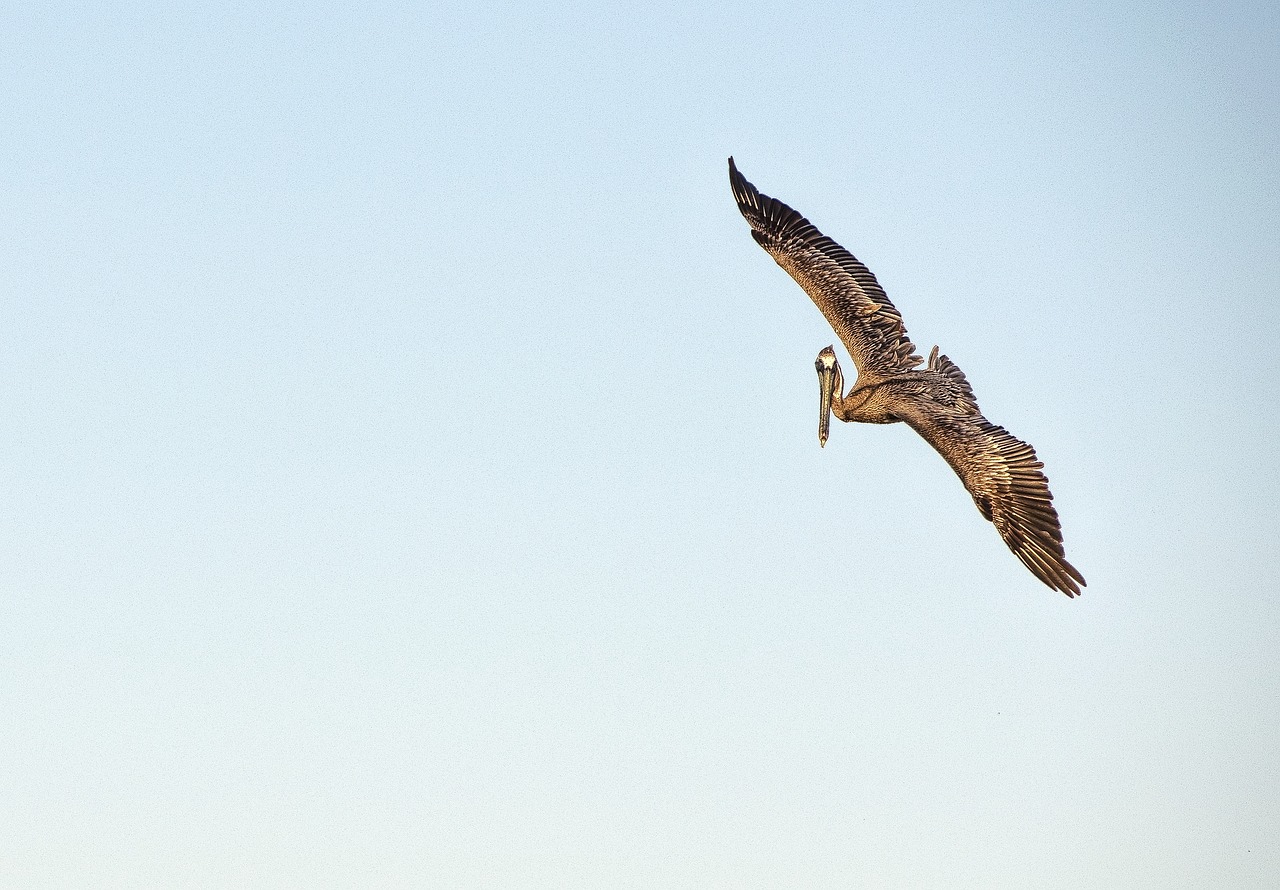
728,157,1085,596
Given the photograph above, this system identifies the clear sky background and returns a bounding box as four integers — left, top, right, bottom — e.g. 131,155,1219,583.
3,1,1278,887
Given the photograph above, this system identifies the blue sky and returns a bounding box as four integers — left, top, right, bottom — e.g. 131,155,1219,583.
3,1,1278,886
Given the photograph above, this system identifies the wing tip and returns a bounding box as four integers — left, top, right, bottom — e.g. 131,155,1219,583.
728,156,754,206
1018,550,1084,598
1039,555,1087,598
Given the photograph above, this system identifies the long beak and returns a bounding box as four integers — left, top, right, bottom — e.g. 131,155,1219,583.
817,361,836,448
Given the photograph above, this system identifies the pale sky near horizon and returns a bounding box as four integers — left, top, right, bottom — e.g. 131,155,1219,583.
3,1,1278,887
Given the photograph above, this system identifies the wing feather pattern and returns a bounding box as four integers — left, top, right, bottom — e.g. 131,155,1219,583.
729,157,922,378
900,400,1086,597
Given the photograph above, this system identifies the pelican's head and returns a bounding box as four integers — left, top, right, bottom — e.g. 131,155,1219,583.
815,345,841,448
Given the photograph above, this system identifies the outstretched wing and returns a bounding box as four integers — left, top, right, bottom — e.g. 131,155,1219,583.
729,157,922,378
900,391,1086,597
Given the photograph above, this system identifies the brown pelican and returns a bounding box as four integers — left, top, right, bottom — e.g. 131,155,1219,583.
729,157,1085,596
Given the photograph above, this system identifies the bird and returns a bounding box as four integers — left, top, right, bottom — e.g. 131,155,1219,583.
728,157,1085,596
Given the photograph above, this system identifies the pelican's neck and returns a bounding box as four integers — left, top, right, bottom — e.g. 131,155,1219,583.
838,377,904,424
829,365,855,421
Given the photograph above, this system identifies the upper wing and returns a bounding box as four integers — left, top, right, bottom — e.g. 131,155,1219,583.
729,157,922,378
898,382,1086,597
